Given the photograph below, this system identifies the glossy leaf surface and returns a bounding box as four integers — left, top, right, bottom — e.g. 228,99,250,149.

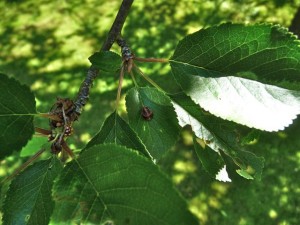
171,92,264,180
126,87,180,159
86,111,151,159
170,24,300,131
52,144,197,225
88,51,121,72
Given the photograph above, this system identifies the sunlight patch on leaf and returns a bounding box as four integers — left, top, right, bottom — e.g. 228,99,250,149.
177,75,300,131
173,101,218,151
216,165,232,182
171,93,264,180
170,23,300,131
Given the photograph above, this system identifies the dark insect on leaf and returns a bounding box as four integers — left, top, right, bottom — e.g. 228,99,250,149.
141,106,153,121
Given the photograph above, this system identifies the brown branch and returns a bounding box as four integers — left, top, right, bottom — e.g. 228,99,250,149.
74,0,134,115
101,0,134,51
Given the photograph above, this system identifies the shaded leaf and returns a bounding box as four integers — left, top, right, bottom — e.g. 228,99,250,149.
237,150,264,180
171,92,264,180
88,51,121,72
52,144,197,225
126,87,180,159
0,73,36,159
86,111,152,159
170,23,300,131
241,130,261,145
2,157,62,225
194,137,228,181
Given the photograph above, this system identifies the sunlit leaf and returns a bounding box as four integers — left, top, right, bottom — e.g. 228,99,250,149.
215,165,232,182
86,111,152,159
0,73,36,159
170,23,300,131
2,157,62,225
126,87,180,159
171,92,264,180
88,51,121,72
52,144,197,225
236,169,254,179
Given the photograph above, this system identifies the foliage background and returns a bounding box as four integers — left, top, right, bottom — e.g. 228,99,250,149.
0,0,300,224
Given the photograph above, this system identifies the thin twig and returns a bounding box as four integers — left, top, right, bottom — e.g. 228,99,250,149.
116,65,125,109
101,0,134,51
74,0,134,116
133,64,165,93
1,148,46,184
134,57,169,63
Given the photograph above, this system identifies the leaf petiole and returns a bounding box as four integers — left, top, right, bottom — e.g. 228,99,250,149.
1,148,46,184
134,57,169,63
133,64,165,93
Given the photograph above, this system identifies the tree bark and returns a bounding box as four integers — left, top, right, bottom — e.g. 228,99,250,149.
101,0,134,51
74,0,134,115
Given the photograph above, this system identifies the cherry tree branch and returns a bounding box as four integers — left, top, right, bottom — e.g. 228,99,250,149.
101,0,134,51
74,0,134,115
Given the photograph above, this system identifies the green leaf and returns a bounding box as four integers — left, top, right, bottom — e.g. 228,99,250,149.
237,150,265,180
170,23,300,131
241,130,261,145
88,51,121,72
236,169,254,180
86,111,152,159
171,92,264,180
194,137,229,181
20,136,48,157
52,144,197,225
0,73,36,159
2,157,62,225
171,23,300,82
126,87,180,159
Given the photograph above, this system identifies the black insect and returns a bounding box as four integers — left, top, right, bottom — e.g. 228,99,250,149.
141,106,153,121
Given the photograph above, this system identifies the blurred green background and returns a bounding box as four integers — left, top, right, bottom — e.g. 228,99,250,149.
1,0,300,224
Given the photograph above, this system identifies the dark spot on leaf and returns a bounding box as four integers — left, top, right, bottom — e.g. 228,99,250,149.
141,106,153,121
